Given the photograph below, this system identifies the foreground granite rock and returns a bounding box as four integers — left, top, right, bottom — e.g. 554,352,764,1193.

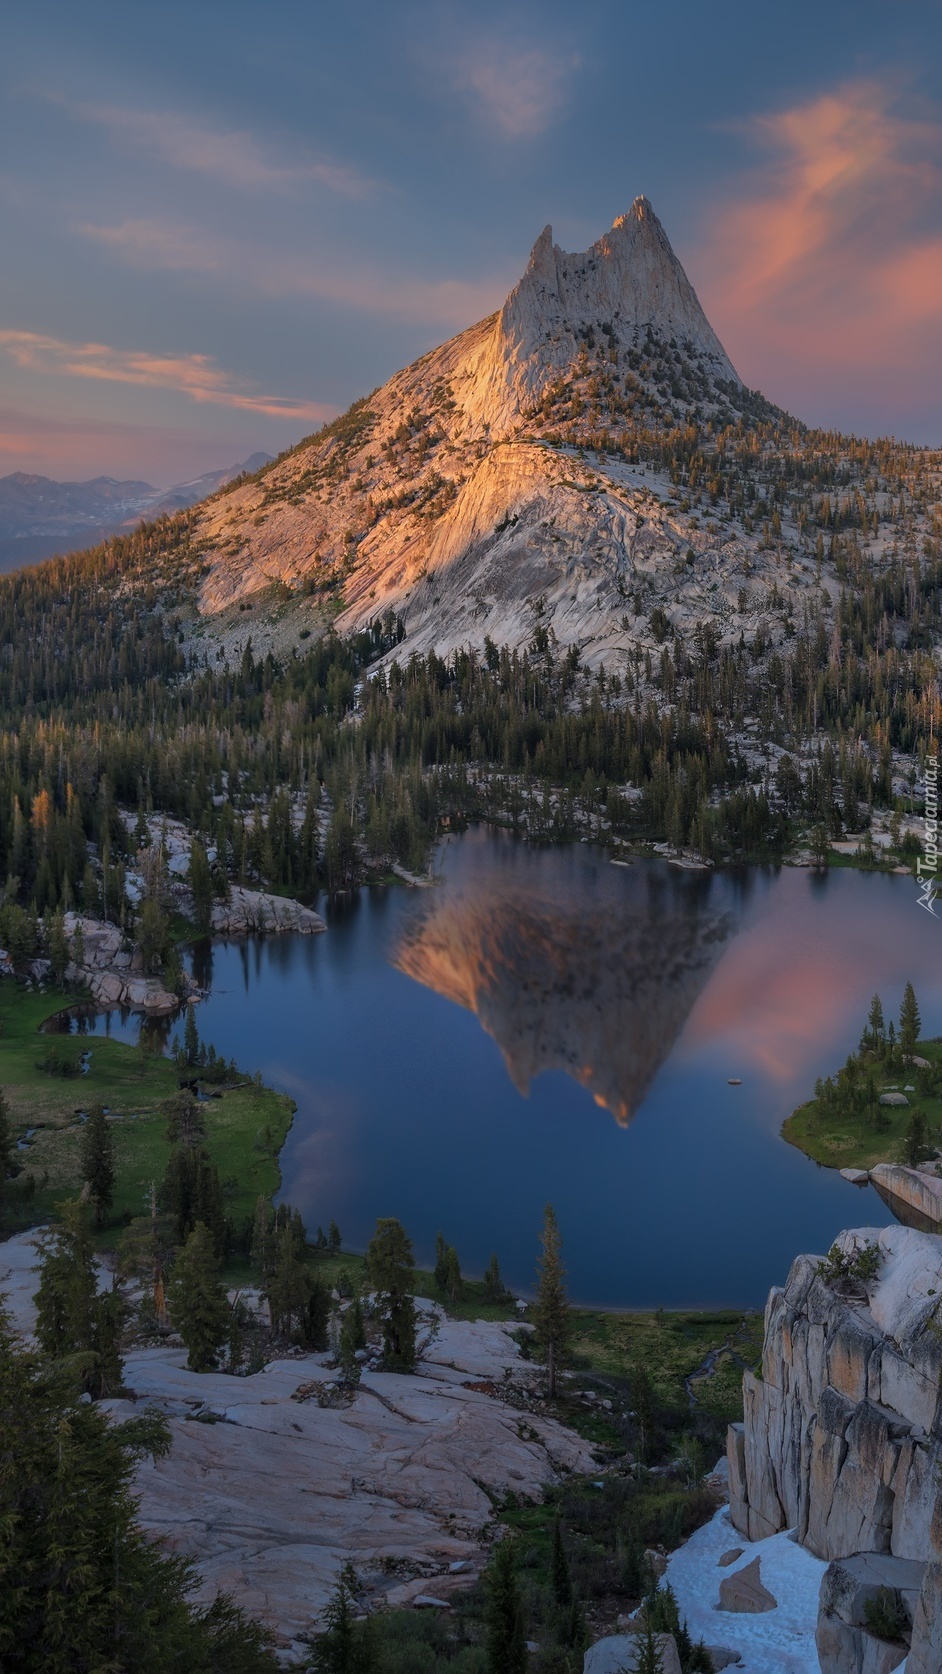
727,1224,942,1674
109,1311,595,1649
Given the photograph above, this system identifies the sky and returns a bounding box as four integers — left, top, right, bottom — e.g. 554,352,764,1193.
3,0,942,484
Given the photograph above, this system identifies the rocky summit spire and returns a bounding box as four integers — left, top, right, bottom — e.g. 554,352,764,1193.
480,194,738,434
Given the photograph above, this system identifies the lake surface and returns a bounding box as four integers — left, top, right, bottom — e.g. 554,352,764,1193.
77,832,942,1308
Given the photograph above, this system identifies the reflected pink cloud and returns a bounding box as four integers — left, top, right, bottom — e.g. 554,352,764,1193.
680,879,934,1086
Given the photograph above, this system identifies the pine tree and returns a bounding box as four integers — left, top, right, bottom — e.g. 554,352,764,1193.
162,1144,226,1253
0,1303,279,1671
34,1202,126,1398
299,1279,331,1352
900,981,921,1059
167,1221,230,1372
635,1618,665,1674
267,1223,311,1340
442,1245,462,1304
47,908,70,986
80,1104,114,1227
550,1517,572,1608
485,1537,526,1674
866,992,885,1053
533,1203,570,1399
0,1086,15,1230
365,1218,416,1371
183,1002,200,1067
327,1218,341,1253
434,1229,448,1293
310,1565,374,1673
483,1252,508,1304
161,1088,205,1149
189,839,214,936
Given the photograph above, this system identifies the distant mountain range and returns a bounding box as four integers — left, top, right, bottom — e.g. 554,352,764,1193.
0,453,272,573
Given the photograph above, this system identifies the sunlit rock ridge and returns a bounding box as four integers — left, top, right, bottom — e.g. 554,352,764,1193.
194,197,803,667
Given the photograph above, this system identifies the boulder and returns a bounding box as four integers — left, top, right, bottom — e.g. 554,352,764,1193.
841,1169,871,1186
583,1632,681,1673
717,1548,744,1568
210,886,325,938
704,1651,741,1671
717,1555,777,1613
815,1552,923,1674
879,1093,909,1107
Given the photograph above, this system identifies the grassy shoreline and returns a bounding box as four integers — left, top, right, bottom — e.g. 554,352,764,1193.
781,1035,942,1171
0,981,294,1238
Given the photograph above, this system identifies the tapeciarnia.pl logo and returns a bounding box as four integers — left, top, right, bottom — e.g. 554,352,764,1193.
916,749,939,916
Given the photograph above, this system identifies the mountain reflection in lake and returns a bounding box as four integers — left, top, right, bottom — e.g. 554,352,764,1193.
393,846,731,1124
65,829,942,1306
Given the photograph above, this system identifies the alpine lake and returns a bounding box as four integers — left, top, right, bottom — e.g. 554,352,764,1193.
66,829,942,1309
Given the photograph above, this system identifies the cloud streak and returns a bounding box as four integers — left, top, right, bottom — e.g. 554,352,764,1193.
0,330,333,421
449,40,579,140
54,96,375,198
78,216,506,327
695,80,942,435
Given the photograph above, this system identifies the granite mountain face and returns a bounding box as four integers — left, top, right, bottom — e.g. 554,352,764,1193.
193,197,823,667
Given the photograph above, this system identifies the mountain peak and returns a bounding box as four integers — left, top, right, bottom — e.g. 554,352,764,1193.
480,195,738,435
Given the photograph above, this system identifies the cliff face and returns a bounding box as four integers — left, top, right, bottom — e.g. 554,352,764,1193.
728,1225,942,1672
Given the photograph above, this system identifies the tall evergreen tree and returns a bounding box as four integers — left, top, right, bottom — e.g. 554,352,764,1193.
183,1002,201,1067
533,1202,570,1400
866,992,885,1052
365,1217,416,1371
162,1142,225,1253
483,1252,509,1304
485,1537,526,1674
167,1221,230,1372
899,981,921,1059
188,840,214,936
34,1202,125,1398
0,1304,278,1672
79,1104,114,1227
550,1517,572,1608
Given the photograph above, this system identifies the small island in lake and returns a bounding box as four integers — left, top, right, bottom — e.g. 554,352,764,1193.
782,982,942,1177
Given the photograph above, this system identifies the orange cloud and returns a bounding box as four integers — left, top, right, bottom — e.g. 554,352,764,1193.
0,329,333,422
695,81,942,434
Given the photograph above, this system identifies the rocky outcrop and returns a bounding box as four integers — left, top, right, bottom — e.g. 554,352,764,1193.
815,1552,924,1674
63,913,184,1014
111,1312,595,1651
583,1632,682,1673
209,886,325,938
727,1225,942,1674
869,1162,942,1231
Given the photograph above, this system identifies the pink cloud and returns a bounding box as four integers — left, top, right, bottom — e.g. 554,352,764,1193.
694,81,942,436
0,329,333,422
